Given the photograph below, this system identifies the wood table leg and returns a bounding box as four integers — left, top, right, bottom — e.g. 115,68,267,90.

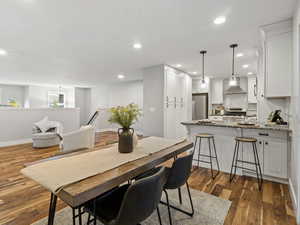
47,193,57,225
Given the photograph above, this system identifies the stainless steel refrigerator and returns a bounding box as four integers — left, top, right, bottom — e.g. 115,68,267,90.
192,93,208,120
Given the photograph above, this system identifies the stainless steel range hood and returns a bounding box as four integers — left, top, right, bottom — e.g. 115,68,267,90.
225,77,247,95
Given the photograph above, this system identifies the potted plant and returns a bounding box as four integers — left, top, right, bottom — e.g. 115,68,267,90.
108,103,141,153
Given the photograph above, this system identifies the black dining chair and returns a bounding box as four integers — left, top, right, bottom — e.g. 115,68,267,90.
161,151,195,225
135,151,195,225
83,166,167,225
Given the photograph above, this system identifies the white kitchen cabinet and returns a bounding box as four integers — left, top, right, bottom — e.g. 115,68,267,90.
143,64,192,138
248,77,257,103
261,20,292,98
263,138,287,178
210,79,223,104
242,129,288,179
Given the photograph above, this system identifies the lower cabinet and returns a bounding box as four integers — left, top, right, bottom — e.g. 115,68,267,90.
242,129,288,179
263,138,287,178
186,126,289,181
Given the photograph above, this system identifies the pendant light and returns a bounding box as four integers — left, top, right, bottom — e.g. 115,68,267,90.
229,44,238,86
200,50,207,88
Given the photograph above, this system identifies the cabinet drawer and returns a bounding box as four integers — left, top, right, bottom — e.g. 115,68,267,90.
243,129,288,140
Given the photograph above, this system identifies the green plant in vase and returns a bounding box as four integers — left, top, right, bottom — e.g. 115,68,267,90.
109,103,142,153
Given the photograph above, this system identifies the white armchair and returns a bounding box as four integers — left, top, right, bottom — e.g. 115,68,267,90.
60,125,95,153
32,117,63,148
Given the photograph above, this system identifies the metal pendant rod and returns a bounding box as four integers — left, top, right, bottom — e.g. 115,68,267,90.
200,50,207,81
230,44,238,77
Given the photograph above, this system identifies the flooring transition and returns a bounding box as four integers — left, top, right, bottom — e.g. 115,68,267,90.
0,131,297,225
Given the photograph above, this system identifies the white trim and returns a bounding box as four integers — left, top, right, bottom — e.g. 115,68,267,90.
0,138,32,147
289,178,298,220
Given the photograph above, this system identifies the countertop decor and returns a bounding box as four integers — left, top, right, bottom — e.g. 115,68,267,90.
108,103,142,153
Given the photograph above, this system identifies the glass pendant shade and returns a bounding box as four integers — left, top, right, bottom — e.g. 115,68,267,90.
229,76,237,86
200,78,207,88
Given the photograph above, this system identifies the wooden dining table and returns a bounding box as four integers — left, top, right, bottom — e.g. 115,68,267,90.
24,139,193,225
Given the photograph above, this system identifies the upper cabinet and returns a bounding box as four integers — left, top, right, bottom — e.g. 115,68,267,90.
261,19,292,98
210,78,223,104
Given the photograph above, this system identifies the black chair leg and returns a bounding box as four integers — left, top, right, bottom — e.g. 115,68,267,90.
47,193,57,225
178,187,182,204
86,214,91,225
72,208,76,225
164,190,173,225
157,206,163,225
78,207,83,225
160,185,194,218
186,182,194,216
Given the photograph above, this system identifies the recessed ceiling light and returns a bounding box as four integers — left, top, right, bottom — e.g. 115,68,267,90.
214,16,226,25
192,71,197,75
176,64,182,68
236,53,244,57
133,43,142,49
117,74,125,79
0,48,7,56
248,72,253,75
243,64,249,68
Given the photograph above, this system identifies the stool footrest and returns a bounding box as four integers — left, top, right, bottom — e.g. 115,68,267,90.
198,154,217,159
193,159,213,164
233,166,258,173
236,159,257,166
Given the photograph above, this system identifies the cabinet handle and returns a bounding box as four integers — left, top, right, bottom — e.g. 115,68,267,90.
259,141,262,145
254,84,257,97
259,133,269,136
166,96,169,102
174,97,176,108
265,142,268,145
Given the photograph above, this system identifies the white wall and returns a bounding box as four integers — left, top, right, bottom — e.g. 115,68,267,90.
27,85,75,108
143,65,165,136
0,108,80,146
90,84,110,131
292,2,300,222
0,84,26,107
91,81,143,133
75,87,91,126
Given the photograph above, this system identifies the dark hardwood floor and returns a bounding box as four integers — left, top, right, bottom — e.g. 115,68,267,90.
0,132,296,225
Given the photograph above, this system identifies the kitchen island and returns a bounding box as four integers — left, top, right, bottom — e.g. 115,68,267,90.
182,121,291,183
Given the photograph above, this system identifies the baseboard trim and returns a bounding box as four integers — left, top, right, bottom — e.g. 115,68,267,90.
0,138,32,147
289,178,298,222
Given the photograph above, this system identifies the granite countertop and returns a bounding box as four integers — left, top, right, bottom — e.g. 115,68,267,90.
181,121,292,132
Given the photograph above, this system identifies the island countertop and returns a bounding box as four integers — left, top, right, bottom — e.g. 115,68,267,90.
181,120,291,132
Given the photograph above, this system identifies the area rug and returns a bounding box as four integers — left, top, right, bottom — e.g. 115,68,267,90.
32,187,231,225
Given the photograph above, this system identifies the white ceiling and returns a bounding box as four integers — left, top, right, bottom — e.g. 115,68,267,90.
0,0,297,86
